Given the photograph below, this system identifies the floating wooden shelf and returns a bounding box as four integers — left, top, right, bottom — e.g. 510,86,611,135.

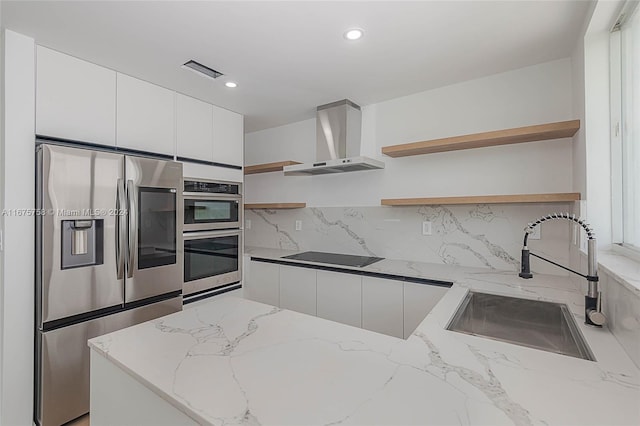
381,193,581,206
244,203,307,209
381,120,580,158
244,161,302,175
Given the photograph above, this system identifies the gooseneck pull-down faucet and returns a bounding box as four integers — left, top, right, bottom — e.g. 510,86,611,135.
519,212,606,327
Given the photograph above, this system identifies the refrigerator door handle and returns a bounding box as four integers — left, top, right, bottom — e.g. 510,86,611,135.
126,179,136,279
116,179,126,280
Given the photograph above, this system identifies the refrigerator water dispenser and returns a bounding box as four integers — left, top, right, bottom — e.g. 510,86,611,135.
61,219,104,269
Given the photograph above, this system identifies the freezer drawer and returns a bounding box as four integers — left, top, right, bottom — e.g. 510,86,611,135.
35,297,182,426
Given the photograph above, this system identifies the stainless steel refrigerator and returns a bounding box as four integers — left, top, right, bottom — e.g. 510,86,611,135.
35,143,184,426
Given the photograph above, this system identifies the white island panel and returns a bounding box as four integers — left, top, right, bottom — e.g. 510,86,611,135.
90,351,197,426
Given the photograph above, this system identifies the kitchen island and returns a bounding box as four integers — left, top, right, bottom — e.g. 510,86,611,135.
89,263,640,426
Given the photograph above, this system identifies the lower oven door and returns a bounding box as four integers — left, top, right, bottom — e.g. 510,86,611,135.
183,229,242,296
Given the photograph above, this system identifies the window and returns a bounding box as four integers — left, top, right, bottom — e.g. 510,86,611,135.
612,1,640,252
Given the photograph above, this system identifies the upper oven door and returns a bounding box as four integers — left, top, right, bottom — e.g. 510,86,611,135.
183,193,242,231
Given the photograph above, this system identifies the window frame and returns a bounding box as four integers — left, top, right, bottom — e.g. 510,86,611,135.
610,0,640,256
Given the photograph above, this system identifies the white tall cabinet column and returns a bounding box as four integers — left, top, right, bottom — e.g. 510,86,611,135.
36,46,116,146
116,73,175,155
1,29,36,426
176,94,214,162
212,105,243,166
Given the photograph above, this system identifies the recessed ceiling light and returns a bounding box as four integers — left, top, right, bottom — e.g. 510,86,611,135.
344,28,364,41
225,81,237,88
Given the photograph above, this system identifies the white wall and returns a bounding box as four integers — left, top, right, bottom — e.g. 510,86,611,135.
245,58,575,207
1,29,35,426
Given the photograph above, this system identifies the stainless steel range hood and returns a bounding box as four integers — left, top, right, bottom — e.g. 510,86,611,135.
283,100,385,176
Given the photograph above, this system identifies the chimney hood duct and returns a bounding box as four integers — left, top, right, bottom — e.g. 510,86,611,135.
283,100,384,175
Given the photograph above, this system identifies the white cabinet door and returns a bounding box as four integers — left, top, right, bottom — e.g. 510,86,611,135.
316,270,362,327
181,161,243,183
403,283,448,339
212,105,243,166
116,73,175,155
243,260,280,307
279,265,316,316
362,276,403,338
176,94,213,162
36,46,116,146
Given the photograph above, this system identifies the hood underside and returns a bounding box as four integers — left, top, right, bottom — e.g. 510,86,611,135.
283,156,384,175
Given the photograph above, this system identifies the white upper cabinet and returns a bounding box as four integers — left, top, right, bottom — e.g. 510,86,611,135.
36,46,116,146
116,73,175,155
212,105,243,166
176,94,214,162
36,48,242,162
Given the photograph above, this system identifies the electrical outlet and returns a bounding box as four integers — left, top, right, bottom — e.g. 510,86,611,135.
245,219,251,230
295,220,302,231
529,224,541,240
422,221,432,236
580,230,588,254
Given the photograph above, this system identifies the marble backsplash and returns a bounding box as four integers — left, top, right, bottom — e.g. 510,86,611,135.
244,203,573,276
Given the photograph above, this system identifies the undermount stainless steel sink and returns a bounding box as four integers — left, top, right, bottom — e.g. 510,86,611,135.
447,292,595,361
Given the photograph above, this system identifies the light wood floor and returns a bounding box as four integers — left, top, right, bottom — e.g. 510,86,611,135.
66,414,89,426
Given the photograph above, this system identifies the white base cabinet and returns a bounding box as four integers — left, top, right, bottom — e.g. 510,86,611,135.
243,260,280,307
246,260,449,339
317,270,362,327
362,276,404,338
403,282,448,338
91,350,197,426
279,265,316,316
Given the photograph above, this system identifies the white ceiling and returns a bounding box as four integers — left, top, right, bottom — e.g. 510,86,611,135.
1,1,591,133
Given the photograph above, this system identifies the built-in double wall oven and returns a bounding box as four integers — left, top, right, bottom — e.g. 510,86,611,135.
182,178,242,303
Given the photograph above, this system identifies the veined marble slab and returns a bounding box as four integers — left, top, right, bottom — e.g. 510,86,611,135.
90,264,640,426
244,204,573,275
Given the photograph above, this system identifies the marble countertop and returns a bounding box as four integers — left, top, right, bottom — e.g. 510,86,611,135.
90,252,640,426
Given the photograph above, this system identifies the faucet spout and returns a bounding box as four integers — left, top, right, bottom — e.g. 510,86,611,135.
519,213,606,327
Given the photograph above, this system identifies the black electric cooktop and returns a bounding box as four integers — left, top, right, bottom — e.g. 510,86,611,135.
282,251,384,268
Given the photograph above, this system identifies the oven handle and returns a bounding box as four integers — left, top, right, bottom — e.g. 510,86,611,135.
182,192,242,200
183,229,242,240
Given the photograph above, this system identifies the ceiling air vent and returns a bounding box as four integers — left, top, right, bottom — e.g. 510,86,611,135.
182,60,224,80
